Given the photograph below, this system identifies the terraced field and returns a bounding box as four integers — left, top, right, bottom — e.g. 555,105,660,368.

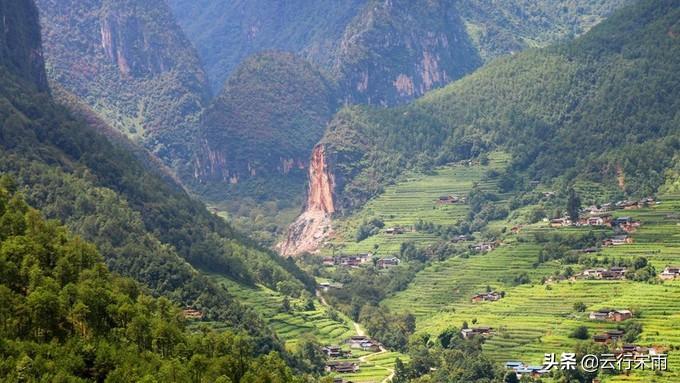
209,277,409,382
326,152,510,255
210,276,355,348
383,194,680,382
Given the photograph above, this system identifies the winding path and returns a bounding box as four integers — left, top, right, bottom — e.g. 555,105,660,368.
317,290,395,382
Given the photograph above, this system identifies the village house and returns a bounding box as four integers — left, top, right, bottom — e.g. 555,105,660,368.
550,217,572,228
322,257,336,266
325,361,359,373
581,267,626,280
616,200,640,210
603,235,633,246
181,308,204,320
589,310,611,321
461,326,493,339
319,281,344,292
471,242,497,252
377,257,401,269
451,234,472,243
322,345,352,358
593,334,610,343
585,214,612,226
660,266,680,280
592,329,627,344
347,336,380,351
614,344,664,357
384,227,406,235
589,309,633,322
436,195,460,204
471,291,502,303
611,216,642,232
328,253,372,268
504,361,548,379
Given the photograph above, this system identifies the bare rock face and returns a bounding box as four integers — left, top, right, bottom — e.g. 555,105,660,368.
0,0,48,91
278,144,335,256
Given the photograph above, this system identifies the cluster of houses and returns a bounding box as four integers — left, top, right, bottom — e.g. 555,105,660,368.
589,309,633,322
550,214,641,233
435,195,465,205
321,253,401,270
660,266,680,280
461,326,494,339
322,253,372,268
504,362,548,379
181,308,204,320
613,344,664,357
471,291,502,303
580,267,627,280
347,336,382,352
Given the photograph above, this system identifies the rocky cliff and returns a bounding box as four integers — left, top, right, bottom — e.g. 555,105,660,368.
333,0,481,105
0,0,48,91
278,145,335,256
35,0,210,162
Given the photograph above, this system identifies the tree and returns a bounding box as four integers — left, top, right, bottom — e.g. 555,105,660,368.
566,188,581,222
569,325,590,340
504,371,519,383
573,302,587,312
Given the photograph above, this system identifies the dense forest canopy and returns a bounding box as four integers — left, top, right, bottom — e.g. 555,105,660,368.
0,183,320,382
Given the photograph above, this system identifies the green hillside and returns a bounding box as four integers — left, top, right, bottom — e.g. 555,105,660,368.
0,185,312,382
318,0,680,214
0,0,318,352
35,0,210,163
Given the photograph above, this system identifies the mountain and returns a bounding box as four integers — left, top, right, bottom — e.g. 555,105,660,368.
35,0,210,162
1,0,314,344
192,52,337,201
0,0,48,91
282,0,680,254
166,0,366,93
332,0,482,106
169,0,630,105
0,184,309,382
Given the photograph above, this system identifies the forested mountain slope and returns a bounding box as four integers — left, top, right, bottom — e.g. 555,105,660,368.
284,0,680,253
1,0,313,345
192,52,337,202
35,0,210,163
0,186,311,382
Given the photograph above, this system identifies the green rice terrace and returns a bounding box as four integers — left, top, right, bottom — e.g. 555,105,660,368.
319,152,680,382
382,194,680,382
326,151,510,255
206,276,407,382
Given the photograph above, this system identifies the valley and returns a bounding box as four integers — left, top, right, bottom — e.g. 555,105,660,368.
1,0,678,382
